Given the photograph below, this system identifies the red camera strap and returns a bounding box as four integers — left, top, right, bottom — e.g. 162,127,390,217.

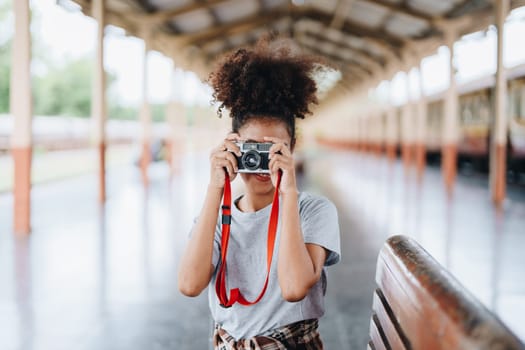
215,171,281,308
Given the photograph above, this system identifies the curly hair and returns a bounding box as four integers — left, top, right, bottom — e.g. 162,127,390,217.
208,36,324,145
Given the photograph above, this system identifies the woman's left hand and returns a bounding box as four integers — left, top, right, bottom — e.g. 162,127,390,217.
264,136,297,195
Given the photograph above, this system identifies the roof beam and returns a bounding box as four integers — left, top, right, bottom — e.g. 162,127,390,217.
304,31,386,66
300,7,406,49
124,0,234,24
363,0,435,22
331,0,355,29
299,39,374,76
202,36,259,62
176,5,291,46
512,0,525,9
446,0,491,18
298,34,384,73
132,0,156,13
73,0,139,34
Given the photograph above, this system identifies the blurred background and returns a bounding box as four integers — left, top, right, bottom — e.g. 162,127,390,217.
1,0,525,349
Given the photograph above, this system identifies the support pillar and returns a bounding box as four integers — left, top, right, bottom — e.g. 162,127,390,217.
366,114,372,153
140,35,152,187
386,81,398,161
386,107,397,160
402,70,415,171
165,107,174,175
366,115,372,153
357,116,363,152
10,0,32,235
490,0,510,205
415,62,428,181
92,0,107,203
442,30,459,195
165,63,178,176
377,112,385,156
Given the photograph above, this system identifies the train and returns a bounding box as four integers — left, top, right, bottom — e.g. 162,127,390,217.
316,63,525,174
423,63,525,172
0,115,170,155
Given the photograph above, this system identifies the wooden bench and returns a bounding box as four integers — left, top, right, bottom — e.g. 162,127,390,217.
369,235,525,350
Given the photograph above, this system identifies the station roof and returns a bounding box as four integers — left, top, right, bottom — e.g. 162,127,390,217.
66,0,525,92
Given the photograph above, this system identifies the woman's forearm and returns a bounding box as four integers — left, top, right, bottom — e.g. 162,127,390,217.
178,185,223,297
277,191,323,302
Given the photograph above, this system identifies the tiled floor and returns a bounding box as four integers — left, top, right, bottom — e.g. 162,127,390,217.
313,150,525,348
0,148,524,349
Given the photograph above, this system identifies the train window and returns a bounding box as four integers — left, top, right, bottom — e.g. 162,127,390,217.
462,105,473,124
519,87,525,121
428,102,442,126
507,86,520,120
479,95,490,124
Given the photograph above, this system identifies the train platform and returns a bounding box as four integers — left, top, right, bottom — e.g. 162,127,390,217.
0,147,524,349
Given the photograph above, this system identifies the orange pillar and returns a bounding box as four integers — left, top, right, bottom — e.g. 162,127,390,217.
442,29,459,195
140,35,152,187
386,81,398,161
415,62,428,181
401,70,414,171
165,100,176,176
92,0,107,202
377,112,385,156
10,0,32,235
165,62,178,176
491,0,510,205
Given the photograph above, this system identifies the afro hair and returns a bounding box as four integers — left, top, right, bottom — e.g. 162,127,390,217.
208,36,325,139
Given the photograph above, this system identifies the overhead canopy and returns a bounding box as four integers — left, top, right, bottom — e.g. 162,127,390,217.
65,0,525,91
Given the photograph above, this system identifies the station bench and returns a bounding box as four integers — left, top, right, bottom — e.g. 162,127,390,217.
369,235,525,350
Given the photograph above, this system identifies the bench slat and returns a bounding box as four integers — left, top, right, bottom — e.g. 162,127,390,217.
370,313,391,350
372,288,409,350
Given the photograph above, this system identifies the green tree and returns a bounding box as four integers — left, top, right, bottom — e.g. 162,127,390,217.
0,0,12,113
33,57,91,116
0,41,9,113
33,57,117,117
108,103,167,121
109,103,137,120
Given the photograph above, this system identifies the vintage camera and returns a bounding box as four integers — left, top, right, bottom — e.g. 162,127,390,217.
234,142,272,173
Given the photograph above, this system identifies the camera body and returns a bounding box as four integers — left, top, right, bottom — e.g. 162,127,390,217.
234,142,272,173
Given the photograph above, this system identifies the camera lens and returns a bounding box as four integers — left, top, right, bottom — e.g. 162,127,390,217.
241,150,261,171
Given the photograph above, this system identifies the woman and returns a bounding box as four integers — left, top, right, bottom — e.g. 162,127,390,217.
178,38,341,349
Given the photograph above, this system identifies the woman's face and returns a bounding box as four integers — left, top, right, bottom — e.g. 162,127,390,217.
237,117,292,195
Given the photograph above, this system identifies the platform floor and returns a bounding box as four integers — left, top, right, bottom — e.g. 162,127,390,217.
0,148,524,349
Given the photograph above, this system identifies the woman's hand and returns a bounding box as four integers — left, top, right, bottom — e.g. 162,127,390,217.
209,133,242,189
264,136,297,195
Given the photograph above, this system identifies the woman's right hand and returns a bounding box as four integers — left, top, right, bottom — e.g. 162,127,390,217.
209,133,242,189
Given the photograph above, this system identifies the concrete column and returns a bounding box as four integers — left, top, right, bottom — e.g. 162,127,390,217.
386,81,398,161
352,116,357,151
165,61,177,176
442,29,459,195
92,0,107,203
365,115,375,154
139,35,152,187
370,113,377,154
164,103,175,175
358,116,365,152
415,62,428,181
490,0,510,205
10,0,32,235
377,111,385,156
401,70,414,170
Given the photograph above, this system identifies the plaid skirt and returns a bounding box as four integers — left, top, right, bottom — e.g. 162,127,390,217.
213,319,323,350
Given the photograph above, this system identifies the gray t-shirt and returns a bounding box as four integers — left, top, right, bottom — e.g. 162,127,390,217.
207,191,341,340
